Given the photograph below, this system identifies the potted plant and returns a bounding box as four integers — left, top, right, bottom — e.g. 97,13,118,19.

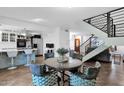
57,48,68,62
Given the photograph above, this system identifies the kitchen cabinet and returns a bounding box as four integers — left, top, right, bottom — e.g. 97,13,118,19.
10,33,16,42
2,32,9,42
1,32,16,42
17,35,26,39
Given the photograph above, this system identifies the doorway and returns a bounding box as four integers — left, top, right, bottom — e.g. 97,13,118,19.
74,38,80,53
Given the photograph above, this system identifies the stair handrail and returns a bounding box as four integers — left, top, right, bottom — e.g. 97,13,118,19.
80,34,94,47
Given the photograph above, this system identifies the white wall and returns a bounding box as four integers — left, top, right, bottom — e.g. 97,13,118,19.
69,32,75,50
0,31,2,42
105,37,124,46
71,21,107,38
43,27,70,57
59,29,69,49
43,27,60,57
117,46,124,52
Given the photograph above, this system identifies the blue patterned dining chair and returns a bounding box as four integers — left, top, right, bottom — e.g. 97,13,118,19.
30,64,58,86
69,61,101,86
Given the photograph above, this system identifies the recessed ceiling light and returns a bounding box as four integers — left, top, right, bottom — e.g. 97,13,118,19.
30,18,45,23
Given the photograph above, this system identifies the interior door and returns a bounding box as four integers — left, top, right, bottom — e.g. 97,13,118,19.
74,38,80,53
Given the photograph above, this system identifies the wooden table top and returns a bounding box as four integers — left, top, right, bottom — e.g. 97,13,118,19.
44,57,82,71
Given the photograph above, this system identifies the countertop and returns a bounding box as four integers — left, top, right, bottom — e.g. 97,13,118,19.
0,48,37,52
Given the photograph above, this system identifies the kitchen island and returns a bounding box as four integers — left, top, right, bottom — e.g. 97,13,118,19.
0,48,37,69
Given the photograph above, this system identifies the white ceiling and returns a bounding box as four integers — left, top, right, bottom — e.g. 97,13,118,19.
0,7,119,28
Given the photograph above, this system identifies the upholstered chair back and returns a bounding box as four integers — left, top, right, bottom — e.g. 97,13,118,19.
85,61,101,80
30,64,46,76
30,64,58,86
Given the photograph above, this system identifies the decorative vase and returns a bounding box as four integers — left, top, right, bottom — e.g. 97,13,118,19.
56,48,69,63
57,55,68,63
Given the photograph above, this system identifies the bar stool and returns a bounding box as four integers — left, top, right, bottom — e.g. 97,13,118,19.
24,49,32,66
7,50,18,70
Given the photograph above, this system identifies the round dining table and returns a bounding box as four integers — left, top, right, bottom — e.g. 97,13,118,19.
44,57,82,85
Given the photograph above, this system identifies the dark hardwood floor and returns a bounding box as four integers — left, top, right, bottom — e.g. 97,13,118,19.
0,56,124,86
97,62,124,86
0,57,44,86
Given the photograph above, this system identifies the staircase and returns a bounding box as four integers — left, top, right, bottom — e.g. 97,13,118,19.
80,34,110,62
80,7,124,62
84,7,124,37
82,44,110,62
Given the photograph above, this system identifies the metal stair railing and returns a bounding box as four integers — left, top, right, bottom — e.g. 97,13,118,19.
84,7,124,37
